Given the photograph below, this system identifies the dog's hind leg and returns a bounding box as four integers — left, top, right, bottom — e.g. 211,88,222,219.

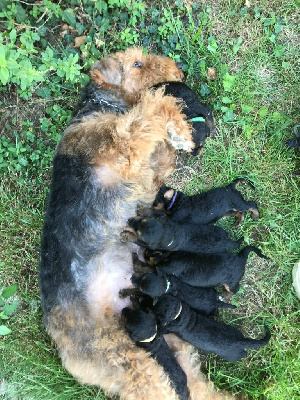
48,306,179,400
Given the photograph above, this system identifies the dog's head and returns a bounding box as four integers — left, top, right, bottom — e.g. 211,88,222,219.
152,294,182,326
131,272,167,297
91,47,184,97
122,307,157,342
152,186,177,212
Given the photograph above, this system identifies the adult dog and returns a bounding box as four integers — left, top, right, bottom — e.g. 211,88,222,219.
39,48,232,400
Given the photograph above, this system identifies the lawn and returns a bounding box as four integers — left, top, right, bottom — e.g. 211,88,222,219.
0,1,299,399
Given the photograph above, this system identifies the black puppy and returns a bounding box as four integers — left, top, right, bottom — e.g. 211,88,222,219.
152,295,271,362
121,215,243,253
149,246,268,293
131,272,235,315
122,307,188,400
152,178,259,225
153,81,216,156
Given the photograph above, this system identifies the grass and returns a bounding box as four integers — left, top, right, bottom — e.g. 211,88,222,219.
0,0,299,399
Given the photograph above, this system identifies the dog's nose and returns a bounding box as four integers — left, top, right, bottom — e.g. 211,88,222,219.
176,62,183,70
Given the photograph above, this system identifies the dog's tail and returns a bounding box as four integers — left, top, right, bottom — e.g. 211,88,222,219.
239,245,270,261
229,177,256,190
242,325,271,349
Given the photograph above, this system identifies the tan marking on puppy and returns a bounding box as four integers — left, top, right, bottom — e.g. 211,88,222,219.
164,189,175,201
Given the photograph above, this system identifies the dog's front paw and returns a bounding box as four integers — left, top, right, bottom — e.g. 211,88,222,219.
120,229,138,243
166,121,194,152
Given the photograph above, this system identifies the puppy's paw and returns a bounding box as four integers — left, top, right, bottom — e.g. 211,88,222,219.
120,229,138,243
250,208,259,221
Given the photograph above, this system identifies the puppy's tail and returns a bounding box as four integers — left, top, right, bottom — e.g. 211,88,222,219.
242,325,271,349
229,177,256,190
239,245,270,261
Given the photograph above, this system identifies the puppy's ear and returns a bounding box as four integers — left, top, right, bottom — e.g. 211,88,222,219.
156,269,164,278
164,189,175,201
91,57,122,86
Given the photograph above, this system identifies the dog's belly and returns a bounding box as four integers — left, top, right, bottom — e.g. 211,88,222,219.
85,244,134,316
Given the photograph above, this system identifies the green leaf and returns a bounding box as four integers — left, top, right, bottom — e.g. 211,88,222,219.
223,73,236,92
0,311,9,320
223,109,235,122
0,67,9,85
200,83,210,96
3,301,18,316
1,284,18,300
222,96,232,104
241,104,252,113
63,8,76,27
36,86,52,98
9,29,17,43
259,107,268,117
0,46,7,67
0,325,11,335
15,3,26,23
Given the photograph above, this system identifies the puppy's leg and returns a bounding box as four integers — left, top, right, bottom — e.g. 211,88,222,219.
164,334,235,400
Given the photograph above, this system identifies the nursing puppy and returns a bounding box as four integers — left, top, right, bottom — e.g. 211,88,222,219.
153,295,271,362
122,307,188,400
152,81,216,155
149,246,269,293
121,214,243,253
131,272,235,315
153,178,259,225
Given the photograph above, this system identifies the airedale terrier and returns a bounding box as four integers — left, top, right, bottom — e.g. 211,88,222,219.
39,48,234,400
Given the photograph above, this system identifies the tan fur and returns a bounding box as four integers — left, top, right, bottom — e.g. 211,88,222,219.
46,48,236,400
48,306,179,400
164,335,234,400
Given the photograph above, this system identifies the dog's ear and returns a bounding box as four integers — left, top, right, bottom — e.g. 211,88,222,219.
164,189,175,200
91,57,122,86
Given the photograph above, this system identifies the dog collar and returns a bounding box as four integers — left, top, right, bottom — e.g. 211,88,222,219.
165,278,171,293
190,117,205,122
173,302,182,320
167,236,174,247
139,328,157,343
82,97,121,110
166,191,178,211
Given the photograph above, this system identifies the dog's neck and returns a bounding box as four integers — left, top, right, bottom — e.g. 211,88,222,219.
71,83,131,123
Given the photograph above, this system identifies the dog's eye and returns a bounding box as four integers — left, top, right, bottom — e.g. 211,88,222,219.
133,61,143,68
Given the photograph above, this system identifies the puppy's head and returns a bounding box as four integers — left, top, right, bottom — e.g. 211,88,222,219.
144,249,170,266
91,47,184,97
132,272,167,297
152,294,182,326
127,216,164,249
122,307,157,342
152,186,177,212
